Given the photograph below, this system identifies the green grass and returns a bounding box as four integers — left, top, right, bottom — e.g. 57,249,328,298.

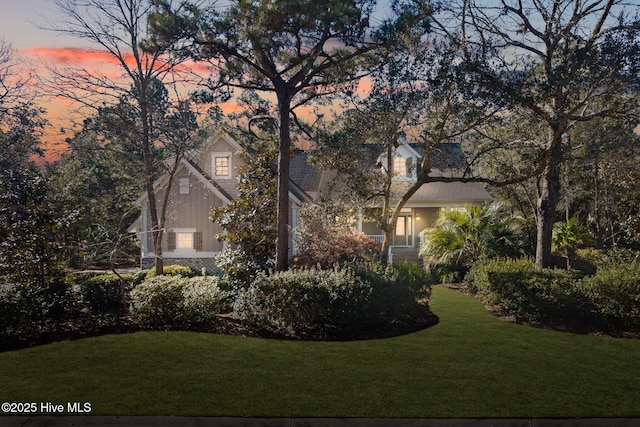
1,286,640,417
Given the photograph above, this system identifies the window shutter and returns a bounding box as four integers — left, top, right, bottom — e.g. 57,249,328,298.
168,232,176,251
194,232,203,251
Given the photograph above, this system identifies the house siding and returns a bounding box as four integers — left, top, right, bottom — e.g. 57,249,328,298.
144,168,225,254
192,136,243,199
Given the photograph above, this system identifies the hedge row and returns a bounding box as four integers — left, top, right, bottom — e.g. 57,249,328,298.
465,257,640,333
2,262,434,347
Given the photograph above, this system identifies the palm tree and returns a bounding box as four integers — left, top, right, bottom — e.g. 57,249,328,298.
552,218,591,270
419,203,525,280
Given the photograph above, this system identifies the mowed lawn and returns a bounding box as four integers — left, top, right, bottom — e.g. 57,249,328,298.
1,286,639,418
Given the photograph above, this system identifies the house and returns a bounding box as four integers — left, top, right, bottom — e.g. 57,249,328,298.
129,130,491,270
290,141,493,263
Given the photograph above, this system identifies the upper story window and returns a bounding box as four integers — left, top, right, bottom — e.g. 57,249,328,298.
212,153,232,179
393,156,406,177
394,156,414,179
179,177,190,195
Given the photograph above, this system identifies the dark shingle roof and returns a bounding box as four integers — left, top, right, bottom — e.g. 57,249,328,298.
288,142,491,203
421,143,468,170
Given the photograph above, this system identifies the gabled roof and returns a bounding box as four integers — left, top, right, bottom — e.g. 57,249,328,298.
288,142,491,203
418,143,469,170
131,157,234,208
357,142,469,170
290,152,337,200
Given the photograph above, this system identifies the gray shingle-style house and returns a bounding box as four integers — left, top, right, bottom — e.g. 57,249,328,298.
129,130,491,270
290,140,493,263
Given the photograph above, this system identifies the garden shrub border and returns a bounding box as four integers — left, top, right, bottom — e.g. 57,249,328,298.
465,255,640,336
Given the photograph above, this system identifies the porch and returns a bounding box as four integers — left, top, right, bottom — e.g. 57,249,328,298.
367,234,424,264
360,206,441,265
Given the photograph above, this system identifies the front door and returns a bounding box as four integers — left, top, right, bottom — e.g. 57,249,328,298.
394,214,413,246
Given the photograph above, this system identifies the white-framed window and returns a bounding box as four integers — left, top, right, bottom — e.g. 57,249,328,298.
168,228,202,251
176,232,194,250
179,177,190,195
393,156,406,177
212,153,232,179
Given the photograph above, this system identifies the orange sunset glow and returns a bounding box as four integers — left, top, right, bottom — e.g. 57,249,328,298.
20,46,232,163
23,43,362,163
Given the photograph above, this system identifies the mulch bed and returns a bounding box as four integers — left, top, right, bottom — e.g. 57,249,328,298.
206,306,440,341
1,306,440,352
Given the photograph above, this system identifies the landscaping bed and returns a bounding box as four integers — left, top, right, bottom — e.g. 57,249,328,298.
1,261,437,351
2,287,640,418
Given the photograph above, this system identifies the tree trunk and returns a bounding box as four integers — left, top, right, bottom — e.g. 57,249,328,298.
140,89,164,276
275,93,292,271
380,228,394,266
535,136,563,269
592,154,603,249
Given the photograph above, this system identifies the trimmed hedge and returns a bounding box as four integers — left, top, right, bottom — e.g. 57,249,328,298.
581,262,640,331
144,265,197,280
130,276,231,329
235,267,371,338
466,256,640,334
466,258,591,327
80,274,134,314
234,262,434,339
0,278,82,350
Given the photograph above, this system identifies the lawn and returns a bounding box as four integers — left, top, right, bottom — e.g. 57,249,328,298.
1,286,639,418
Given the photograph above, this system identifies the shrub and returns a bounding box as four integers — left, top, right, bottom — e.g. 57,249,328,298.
144,264,197,280
291,229,379,269
293,202,380,269
130,276,230,329
80,274,133,314
391,261,435,300
576,247,640,270
464,257,536,295
581,262,640,332
465,258,590,326
353,261,433,320
234,267,372,338
133,269,148,286
215,247,274,289
235,262,433,339
182,277,234,322
0,277,81,344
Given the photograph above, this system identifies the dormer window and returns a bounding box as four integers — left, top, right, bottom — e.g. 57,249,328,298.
394,156,414,179
378,143,419,180
212,153,232,179
394,156,407,177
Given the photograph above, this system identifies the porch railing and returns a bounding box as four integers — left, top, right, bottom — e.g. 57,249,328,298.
368,235,385,244
367,234,426,246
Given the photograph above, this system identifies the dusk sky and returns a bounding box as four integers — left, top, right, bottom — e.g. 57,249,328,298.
1,1,102,161
1,1,228,161
1,1,65,49
0,1,324,161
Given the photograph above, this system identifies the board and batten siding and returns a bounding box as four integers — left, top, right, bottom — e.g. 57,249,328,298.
192,136,243,199
144,169,225,254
